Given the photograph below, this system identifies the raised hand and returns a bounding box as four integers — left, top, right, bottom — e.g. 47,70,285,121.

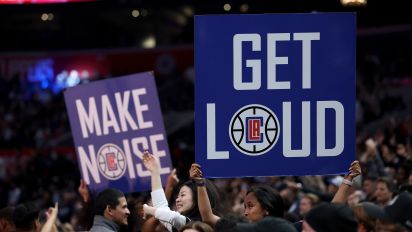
347,160,362,181
190,164,220,225
78,179,90,203
47,202,59,219
142,150,160,173
41,202,59,232
190,163,203,181
365,138,378,157
332,160,362,204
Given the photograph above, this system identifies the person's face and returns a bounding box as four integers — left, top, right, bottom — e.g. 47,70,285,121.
244,192,266,223
363,179,376,196
299,197,312,216
110,197,130,226
375,182,392,204
381,146,394,163
302,220,316,232
176,186,194,214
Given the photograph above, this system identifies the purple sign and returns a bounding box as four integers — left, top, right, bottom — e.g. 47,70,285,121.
64,72,171,193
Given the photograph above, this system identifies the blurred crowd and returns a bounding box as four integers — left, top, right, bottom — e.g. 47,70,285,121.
1,43,412,231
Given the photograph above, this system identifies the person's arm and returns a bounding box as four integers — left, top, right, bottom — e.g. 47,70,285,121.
40,203,58,232
362,138,386,177
373,150,386,176
190,163,220,226
143,204,187,232
331,160,362,203
143,151,168,208
78,179,90,203
165,168,179,202
77,179,94,230
143,151,163,191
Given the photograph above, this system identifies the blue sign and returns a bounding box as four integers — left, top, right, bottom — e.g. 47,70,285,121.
195,13,356,177
64,72,172,193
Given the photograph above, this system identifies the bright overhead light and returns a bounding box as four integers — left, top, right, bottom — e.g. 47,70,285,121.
142,36,156,49
340,0,367,6
41,13,48,21
223,3,231,12
131,9,140,18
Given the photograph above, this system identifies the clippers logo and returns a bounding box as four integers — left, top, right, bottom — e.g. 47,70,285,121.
246,117,263,143
97,143,127,180
229,104,279,156
106,153,117,171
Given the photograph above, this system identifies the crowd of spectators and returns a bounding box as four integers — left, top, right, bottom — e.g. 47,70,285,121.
0,34,412,231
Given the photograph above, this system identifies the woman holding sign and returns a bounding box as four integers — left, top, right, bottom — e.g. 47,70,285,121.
189,163,285,226
142,151,220,232
190,161,361,230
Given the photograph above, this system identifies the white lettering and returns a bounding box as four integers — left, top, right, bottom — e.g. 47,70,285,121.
149,134,170,174
293,32,320,89
131,135,170,176
233,34,261,90
76,98,102,138
78,145,101,184
115,91,138,131
101,94,121,135
317,101,344,156
75,89,155,138
267,33,290,90
207,104,229,159
131,137,150,177
283,101,311,157
132,89,153,129
233,32,320,90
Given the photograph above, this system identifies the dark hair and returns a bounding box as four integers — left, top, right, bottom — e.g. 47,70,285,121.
215,215,243,232
12,203,40,230
305,203,357,232
352,204,375,232
363,175,378,182
377,177,396,193
95,188,125,216
247,186,285,218
178,179,220,220
398,184,412,193
179,221,214,232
